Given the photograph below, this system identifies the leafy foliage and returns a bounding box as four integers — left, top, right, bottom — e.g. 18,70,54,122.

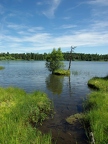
46,48,64,73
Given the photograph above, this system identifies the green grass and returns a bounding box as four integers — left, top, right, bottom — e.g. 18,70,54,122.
88,75,108,91
0,66,5,70
0,87,53,144
84,75,108,144
53,69,70,75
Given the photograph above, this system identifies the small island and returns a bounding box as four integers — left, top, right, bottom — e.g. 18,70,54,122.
53,69,70,75
45,48,70,76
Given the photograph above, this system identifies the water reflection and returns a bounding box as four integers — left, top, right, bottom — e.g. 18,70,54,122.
45,74,64,95
68,75,72,97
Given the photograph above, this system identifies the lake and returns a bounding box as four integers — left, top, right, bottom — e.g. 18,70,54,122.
0,61,108,144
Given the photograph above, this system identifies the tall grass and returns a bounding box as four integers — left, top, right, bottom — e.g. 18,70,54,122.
84,75,108,144
0,87,52,144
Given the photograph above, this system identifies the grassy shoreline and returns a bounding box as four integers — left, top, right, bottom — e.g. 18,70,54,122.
0,87,53,144
84,75,108,144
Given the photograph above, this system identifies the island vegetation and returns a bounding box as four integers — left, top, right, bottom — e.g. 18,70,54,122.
0,87,53,144
46,48,70,75
84,75,108,144
53,69,70,75
0,51,108,61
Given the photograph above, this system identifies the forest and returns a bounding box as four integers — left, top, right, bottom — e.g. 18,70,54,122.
0,52,108,61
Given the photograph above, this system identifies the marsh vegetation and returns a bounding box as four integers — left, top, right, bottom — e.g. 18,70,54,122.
0,87,53,144
84,75,108,144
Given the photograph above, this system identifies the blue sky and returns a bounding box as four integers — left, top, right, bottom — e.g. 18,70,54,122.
0,0,108,54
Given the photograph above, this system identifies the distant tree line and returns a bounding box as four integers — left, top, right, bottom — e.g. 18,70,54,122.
63,52,108,61
0,52,108,61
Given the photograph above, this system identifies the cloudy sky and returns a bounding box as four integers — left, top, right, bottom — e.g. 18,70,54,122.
0,0,108,54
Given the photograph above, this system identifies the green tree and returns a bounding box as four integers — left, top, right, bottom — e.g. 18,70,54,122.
46,48,64,73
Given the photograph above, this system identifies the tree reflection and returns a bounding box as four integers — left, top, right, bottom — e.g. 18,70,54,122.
45,74,64,95
68,75,72,97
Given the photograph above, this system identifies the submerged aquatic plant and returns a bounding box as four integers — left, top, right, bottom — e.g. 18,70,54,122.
71,70,80,75
0,66,5,70
66,113,84,124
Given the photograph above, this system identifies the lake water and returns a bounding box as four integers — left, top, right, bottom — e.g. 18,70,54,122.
0,61,108,144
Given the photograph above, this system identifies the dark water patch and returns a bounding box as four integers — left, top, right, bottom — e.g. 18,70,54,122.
39,112,88,144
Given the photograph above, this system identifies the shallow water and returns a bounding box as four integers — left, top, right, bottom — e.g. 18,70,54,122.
0,61,108,143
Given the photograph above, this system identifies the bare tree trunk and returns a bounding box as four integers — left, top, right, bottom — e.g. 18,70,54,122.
68,46,76,70
68,47,72,70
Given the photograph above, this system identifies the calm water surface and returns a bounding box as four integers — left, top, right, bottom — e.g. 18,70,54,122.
0,61,108,144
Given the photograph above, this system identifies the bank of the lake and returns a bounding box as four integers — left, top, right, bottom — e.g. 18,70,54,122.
84,76,108,144
0,87,52,144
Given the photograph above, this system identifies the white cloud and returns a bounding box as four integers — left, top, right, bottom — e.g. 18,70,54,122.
7,24,27,30
28,27,44,32
1,27,108,53
89,0,108,6
23,33,51,43
0,4,4,15
86,0,108,29
43,0,61,18
36,2,43,5
91,21,108,31
0,0,107,54
6,23,44,34
60,24,77,29
62,16,71,20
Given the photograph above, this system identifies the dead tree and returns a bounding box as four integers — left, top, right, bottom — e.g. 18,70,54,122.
68,46,76,70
